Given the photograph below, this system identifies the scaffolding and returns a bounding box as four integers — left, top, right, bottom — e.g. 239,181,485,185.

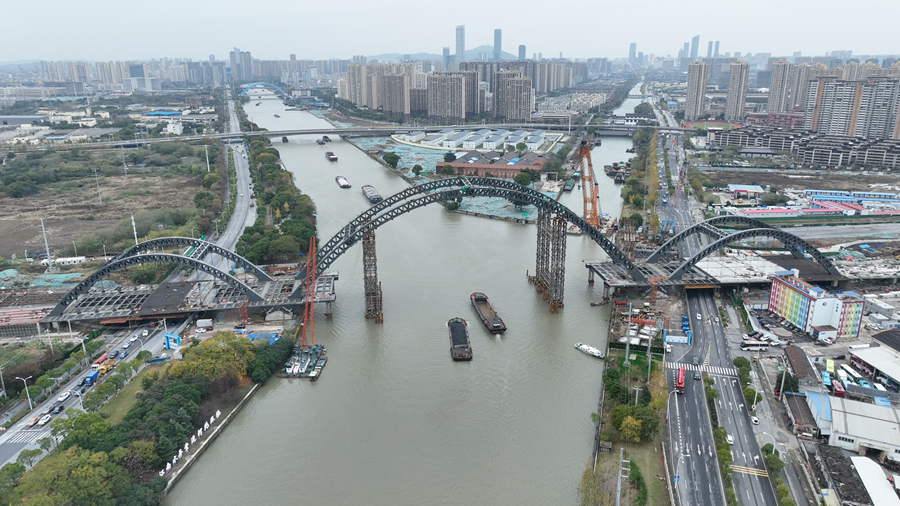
534,206,552,294
238,301,249,324
647,276,667,305
548,215,567,312
362,230,383,323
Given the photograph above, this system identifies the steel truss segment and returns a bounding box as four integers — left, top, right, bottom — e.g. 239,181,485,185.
47,253,264,316
645,216,780,263
112,237,272,281
668,227,840,280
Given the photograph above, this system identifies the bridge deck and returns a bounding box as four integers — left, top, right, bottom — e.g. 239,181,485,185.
585,261,719,289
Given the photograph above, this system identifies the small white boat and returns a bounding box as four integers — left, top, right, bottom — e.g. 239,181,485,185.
575,342,604,359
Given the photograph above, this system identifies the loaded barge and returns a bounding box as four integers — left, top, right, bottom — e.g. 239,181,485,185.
279,345,327,379
470,292,506,333
448,318,472,361
361,185,383,203
335,176,351,188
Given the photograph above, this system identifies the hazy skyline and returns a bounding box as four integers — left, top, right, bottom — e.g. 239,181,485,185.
4,0,899,62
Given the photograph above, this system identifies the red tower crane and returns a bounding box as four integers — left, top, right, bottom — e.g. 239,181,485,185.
300,237,317,349
578,140,600,229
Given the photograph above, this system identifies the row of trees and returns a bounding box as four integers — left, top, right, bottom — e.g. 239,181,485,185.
0,333,293,505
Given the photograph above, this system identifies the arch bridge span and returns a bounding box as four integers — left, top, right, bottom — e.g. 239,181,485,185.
238,82,289,96
113,237,272,281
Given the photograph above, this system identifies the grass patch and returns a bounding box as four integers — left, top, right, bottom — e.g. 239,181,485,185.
115,189,159,200
627,445,666,506
99,365,160,425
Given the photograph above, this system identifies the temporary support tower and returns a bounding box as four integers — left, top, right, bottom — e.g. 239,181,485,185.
362,230,383,323
578,140,600,229
300,237,317,349
534,206,552,294
548,215,567,312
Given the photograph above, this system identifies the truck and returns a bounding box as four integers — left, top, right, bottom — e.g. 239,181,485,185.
98,359,117,375
196,318,214,331
84,370,99,386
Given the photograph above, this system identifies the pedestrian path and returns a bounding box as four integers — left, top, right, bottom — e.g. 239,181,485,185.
3,429,44,444
666,361,738,377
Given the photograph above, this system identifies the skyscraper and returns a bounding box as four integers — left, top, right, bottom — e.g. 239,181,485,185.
788,63,812,109
629,43,637,65
725,61,749,122
768,60,793,113
518,45,526,61
494,29,502,62
803,78,900,139
455,25,465,63
427,72,466,123
714,41,720,58
442,48,450,71
690,35,700,59
685,61,708,121
707,41,713,58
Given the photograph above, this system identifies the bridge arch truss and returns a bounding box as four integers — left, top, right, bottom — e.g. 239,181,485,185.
238,82,289,97
669,228,841,280
112,237,272,281
47,253,264,317
646,216,784,263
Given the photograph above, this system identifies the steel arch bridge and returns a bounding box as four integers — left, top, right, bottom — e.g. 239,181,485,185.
238,82,289,97
669,227,841,280
47,253,264,317
291,177,641,298
111,237,272,281
646,216,781,263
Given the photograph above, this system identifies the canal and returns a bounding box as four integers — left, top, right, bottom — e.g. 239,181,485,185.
165,85,643,505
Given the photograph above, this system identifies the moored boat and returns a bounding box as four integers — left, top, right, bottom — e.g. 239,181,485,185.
310,356,327,381
361,185,383,203
575,342,605,359
335,176,351,188
322,135,331,142
316,139,326,145
470,293,506,333
563,179,575,192
326,151,338,161
448,318,472,361
566,224,582,236
274,114,280,118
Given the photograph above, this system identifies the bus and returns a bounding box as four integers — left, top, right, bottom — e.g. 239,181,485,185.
833,379,846,398
740,341,769,351
874,383,888,392
91,353,109,371
836,369,849,384
821,371,832,390
676,367,685,394
840,364,863,382
826,360,835,375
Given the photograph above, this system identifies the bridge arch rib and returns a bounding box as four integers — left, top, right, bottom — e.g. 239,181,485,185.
112,237,272,281
646,216,783,263
668,228,841,280
47,253,264,317
238,82,289,97
290,184,642,299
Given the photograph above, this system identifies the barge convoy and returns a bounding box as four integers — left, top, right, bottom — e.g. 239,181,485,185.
335,176,351,188
361,185,383,203
279,345,327,379
448,318,472,361
470,293,506,333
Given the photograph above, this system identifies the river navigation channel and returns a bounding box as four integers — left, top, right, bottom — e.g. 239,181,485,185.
164,86,647,505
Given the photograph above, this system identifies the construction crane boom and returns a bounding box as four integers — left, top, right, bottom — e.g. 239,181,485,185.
578,140,600,228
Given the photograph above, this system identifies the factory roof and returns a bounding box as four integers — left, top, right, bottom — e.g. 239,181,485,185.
852,347,900,385
830,395,900,447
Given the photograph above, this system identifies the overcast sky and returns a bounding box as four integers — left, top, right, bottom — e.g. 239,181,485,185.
4,0,898,62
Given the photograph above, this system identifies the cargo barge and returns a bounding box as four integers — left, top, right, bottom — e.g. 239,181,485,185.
326,151,338,161
448,318,472,361
279,345,327,379
335,176,351,188
563,179,575,192
309,356,327,381
361,185,383,203
470,293,506,333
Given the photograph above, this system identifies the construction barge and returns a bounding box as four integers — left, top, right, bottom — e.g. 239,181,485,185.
448,318,472,361
470,293,506,333
279,345,327,379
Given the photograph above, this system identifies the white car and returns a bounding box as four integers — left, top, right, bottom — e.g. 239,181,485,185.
57,392,70,403
696,313,702,320
38,415,52,426
130,336,138,343
726,434,734,445
122,341,131,349
750,416,759,425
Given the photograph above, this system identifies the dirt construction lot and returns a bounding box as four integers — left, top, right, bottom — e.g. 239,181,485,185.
0,173,200,259
703,169,898,192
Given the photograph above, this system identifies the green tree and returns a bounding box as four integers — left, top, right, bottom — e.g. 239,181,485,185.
36,437,53,453
443,152,457,163
382,152,400,168
194,192,215,209
439,165,455,175
36,375,55,389
743,387,758,407
130,265,157,285
0,463,24,504
515,142,527,155
201,172,220,189
765,453,785,474
16,448,42,468
629,213,644,228
775,372,799,394
732,357,751,370
412,164,423,177
255,152,278,164
514,172,532,187
619,415,642,443
107,373,126,391
135,350,152,363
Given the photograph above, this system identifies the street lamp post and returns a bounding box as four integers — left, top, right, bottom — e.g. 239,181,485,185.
72,241,78,257
16,376,33,411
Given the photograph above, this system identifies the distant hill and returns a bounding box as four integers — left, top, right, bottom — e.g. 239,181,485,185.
367,45,518,62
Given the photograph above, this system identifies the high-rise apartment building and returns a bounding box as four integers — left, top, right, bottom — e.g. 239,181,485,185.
690,35,700,59
685,61,708,121
455,25,465,62
494,29,502,62
629,43,636,65
379,74,410,118
427,72,467,123
493,71,533,121
714,41,720,58
707,41,713,58
768,60,792,113
518,45,526,61
803,78,900,139
788,63,812,110
442,48,450,71
725,61,749,122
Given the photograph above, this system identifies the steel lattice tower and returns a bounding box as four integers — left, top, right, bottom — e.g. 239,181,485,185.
548,215,567,312
362,231,383,323
535,206,552,295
